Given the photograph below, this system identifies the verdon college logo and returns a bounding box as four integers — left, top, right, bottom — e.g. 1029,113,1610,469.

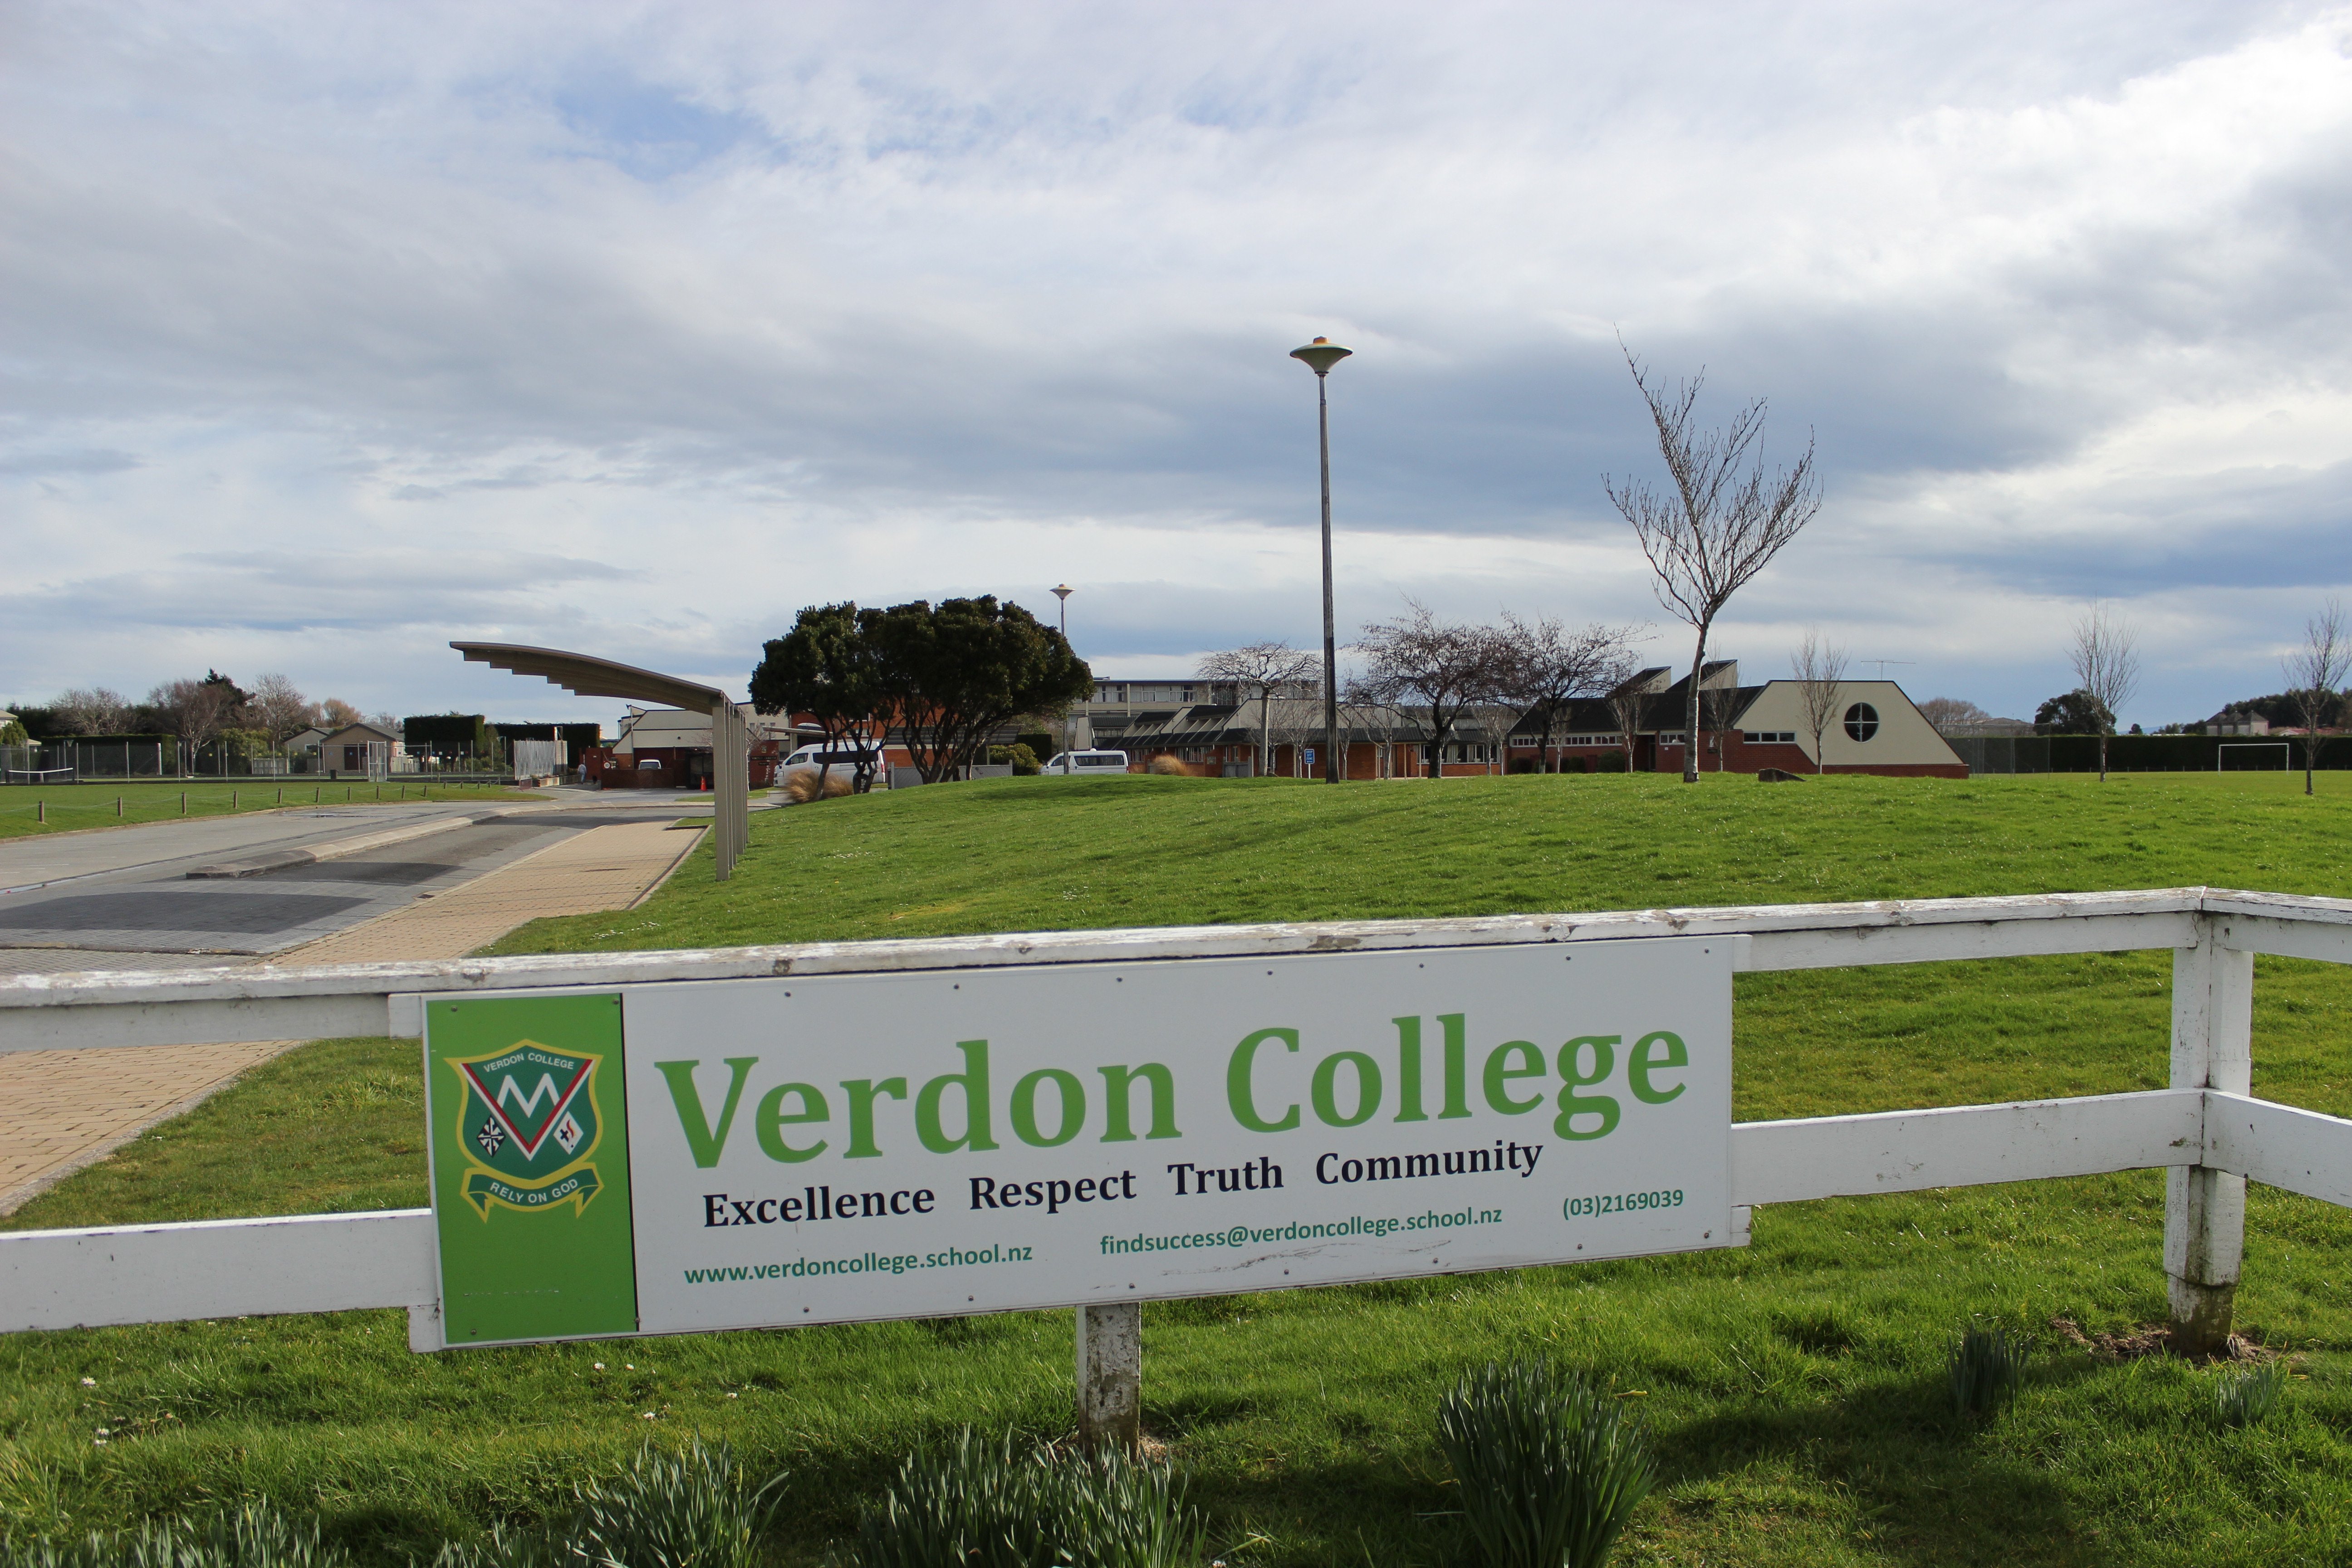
449,1041,607,1217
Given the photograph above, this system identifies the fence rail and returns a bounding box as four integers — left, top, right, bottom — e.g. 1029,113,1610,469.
1,886,2344,1355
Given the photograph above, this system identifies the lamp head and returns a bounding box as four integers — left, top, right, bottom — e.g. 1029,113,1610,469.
1052,584,1073,601
1289,336,1353,376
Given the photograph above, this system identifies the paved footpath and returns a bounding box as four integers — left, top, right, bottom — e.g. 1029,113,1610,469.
0,799,490,894
0,802,715,1215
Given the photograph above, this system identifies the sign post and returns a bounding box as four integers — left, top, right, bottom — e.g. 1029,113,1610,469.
420,940,1737,1427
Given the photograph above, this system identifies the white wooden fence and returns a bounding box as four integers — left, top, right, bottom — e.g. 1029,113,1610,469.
2,886,2346,1363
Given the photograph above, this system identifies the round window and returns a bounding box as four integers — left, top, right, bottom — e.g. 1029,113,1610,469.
1844,702,1879,742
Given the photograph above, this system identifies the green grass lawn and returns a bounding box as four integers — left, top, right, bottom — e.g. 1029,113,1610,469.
0,780,535,842
6,772,2352,1567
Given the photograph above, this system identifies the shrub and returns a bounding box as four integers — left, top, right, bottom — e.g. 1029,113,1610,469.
1004,743,1041,776
1561,756,1589,774
782,767,854,804
1435,1359,1654,1568
1592,752,1629,773
1015,731,1054,764
1509,758,1539,774
1146,756,1192,776
1948,1327,2030,1418
2215,1362,2286,1428
855,1430,1200,1568
5,1499,348,1568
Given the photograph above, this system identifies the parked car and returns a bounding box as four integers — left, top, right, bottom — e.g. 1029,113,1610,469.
1041,749,1132,776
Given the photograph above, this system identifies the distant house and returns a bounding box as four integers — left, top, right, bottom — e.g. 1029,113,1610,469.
1098,662,1961,779
596,705,803,789
1504,665,1967,778
2208,708,2270,737
285,726,328,758
316,722,401,777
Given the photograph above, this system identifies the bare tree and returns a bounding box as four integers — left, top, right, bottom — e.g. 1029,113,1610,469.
1492,612,1642,772
1917,696,1992,728
2282,597,2350,798
1606,679,1649,772
50,686,133,735
1791,628,1849,775
1265,696,1322,776
1335,692,1404,779
148,672,249,770
1700,678,1742,772
1606,347,1823,783
1354,600,1508,779
1198,641,1320,778
247,673,318,744
319,697,363,729
2069,602,2140,782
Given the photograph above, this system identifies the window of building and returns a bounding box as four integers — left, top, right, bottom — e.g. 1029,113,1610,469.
1844,703,1879,742
1744,731,1797,744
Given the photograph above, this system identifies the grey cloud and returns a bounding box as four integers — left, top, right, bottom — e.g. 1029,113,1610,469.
3,0,2348,735
0,448,142,476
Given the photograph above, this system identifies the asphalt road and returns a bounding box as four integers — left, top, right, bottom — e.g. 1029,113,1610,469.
0,795,711,974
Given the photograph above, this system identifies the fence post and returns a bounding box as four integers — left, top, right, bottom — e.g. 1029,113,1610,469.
2166,922,2254,1355
1075,1302,1142,1451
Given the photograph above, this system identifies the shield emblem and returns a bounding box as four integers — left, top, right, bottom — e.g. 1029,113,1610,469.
450,1040,606,1217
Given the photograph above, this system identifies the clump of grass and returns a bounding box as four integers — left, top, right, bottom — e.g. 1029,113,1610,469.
2215,1362,2287,1428
1435,1358,1655,1568
429,1440,780,1568
4,1499,347,1568
568,1440,782,1568
854,1430,1200,1568
1947,1327,2031,1418
781,768,854,804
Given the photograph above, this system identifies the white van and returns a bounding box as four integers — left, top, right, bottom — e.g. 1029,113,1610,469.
1041,749,1132,776
780,742,884,772
778,742,887,789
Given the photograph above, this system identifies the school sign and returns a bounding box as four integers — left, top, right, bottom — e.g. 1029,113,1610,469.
422,940,1735,1348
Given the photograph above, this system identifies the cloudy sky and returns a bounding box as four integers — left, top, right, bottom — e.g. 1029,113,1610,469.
5,0,2348,729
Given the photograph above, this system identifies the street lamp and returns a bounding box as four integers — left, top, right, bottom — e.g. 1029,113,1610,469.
1052,584,1076,756
1289,336,1352,783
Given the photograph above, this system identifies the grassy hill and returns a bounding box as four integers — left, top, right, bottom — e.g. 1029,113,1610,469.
490,769,2352,956
6,772,2351,1568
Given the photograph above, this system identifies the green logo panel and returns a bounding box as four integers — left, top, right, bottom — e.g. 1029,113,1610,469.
426,994,636,1345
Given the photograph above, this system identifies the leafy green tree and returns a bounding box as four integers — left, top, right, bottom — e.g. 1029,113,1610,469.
864,597,1091,783
750,602,889,792
2034,689,2112,735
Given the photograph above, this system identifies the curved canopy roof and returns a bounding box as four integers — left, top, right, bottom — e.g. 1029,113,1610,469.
450,642,728,710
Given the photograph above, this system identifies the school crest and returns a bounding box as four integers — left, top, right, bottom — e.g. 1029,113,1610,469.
449,1040,606,1217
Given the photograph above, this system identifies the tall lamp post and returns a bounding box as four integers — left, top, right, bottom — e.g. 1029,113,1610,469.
1289,336,1352,783
1052,584,1076,757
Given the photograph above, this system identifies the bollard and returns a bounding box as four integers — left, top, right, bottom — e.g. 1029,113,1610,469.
115,796,122,817
1075,1302,1142,1452
180,792,186,815
233,790,238,809
36,800,43,825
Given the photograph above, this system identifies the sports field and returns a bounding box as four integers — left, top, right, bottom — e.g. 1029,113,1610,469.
4,772,2349,1566
0,780,525,842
